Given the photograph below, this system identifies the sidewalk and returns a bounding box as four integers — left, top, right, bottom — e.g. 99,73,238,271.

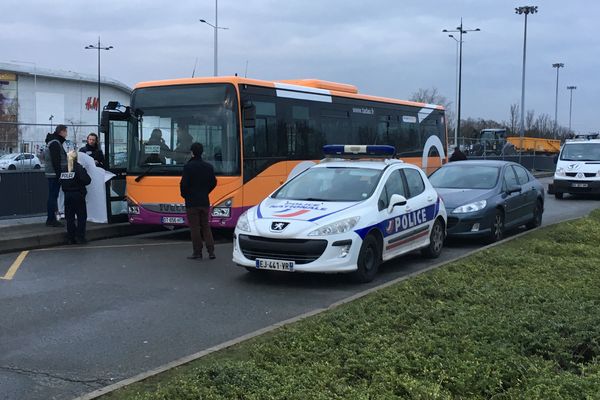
0,215,161,254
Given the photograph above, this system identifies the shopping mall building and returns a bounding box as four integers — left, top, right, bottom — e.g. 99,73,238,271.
0,62,131,154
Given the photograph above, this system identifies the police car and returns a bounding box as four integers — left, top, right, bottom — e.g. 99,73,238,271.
232,145,447,283
550,137,600,199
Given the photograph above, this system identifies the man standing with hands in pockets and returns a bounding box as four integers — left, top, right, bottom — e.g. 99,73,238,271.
180,142,217,260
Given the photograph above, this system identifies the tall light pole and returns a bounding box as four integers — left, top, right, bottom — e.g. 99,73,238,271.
448,34,460,148
85,37,113,129
567,85,577,133
515,6,538,163
200,0,229,77
552,62,564,139
442,19,481,142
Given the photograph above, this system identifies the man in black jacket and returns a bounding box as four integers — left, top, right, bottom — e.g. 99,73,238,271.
44,125,68,227
60,151,92,244
180,142,217,260
79,133,105,168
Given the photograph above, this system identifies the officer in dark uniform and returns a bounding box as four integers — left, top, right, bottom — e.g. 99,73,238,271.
60,151,92,244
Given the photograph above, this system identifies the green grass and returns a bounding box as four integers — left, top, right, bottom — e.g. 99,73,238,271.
105,210,600,400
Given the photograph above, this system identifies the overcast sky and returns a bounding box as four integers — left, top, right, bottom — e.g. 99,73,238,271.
3,0,598,132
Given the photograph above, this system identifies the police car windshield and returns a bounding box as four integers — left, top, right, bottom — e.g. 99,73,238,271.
273,167,382,202
429,165,500,189
560,143,600,161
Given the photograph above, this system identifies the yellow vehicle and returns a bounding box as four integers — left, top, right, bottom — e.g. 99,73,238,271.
506,136,561,154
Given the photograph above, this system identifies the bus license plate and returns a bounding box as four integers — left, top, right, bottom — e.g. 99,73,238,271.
162,216,185,224
572,183,588,188
255,258,295,272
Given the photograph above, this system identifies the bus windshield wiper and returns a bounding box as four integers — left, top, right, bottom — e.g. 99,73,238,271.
134,164,160,182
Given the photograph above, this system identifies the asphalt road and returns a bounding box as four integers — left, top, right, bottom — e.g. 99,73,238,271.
1,177,598,400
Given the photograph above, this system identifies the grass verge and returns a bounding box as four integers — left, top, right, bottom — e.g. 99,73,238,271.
104,210,600,400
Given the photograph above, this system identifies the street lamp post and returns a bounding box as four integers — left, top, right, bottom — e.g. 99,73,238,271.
200,0,229,77
49,115,54,134
442,19,480,144
85,37,113,129
567,85,577,132
552,62,565,139
447,35,460,148
515,6,538,163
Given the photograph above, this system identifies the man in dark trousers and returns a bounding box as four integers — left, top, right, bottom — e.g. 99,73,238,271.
180,142,217,260
79,132,105,168
60,151,91,244
449,146,468,162
44,125,68,227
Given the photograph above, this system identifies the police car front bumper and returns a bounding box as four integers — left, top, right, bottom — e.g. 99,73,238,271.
232,233,361,273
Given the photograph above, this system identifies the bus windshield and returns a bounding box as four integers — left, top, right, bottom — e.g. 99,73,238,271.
128,84,240,175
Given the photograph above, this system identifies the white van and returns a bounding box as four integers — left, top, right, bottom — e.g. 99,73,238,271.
550,138,600,199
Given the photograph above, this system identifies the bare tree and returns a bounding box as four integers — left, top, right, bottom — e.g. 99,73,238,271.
509,104,519,135
534,113,553,138
409,87,454,138
525,110,535,133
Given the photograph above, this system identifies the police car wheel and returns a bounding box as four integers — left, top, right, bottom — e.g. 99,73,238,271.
421,219,444,259
351,234,381,283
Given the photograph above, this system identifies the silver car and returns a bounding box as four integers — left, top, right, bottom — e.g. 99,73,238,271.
0,153,42,170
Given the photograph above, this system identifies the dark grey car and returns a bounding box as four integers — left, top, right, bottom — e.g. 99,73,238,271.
428,160,545,242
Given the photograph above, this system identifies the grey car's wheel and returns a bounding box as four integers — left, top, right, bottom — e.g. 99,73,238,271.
526,200,543,230
421,219,445,259
351,234,381,283
488,210,504,243
555,192,563,199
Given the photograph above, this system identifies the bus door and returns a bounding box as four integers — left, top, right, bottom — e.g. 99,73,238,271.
100,104,134,223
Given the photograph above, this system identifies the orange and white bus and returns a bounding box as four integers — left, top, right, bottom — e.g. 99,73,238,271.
102,77,447,228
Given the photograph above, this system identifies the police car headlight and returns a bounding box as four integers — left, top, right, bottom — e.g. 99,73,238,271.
452,200,487,214
236,211,251,232
555,167,566,177
308,217,360,236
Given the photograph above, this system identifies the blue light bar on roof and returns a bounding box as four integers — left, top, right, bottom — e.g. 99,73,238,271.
323,145,396,157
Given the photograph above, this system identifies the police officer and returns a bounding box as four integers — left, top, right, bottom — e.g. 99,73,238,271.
44,125,68,227
60,151,91,244
79,133,105,168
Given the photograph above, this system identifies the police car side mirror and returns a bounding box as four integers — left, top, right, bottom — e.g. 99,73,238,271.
388,194,407,213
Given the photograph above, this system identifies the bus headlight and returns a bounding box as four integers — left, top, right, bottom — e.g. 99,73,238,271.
212,198,233,218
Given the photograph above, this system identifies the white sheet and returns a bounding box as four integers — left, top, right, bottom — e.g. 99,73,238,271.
58,152,115,223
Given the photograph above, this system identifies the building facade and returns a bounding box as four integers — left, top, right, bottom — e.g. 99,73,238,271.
0,62,131,155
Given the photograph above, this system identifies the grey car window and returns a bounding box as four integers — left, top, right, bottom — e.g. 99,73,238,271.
503,166,519,188
513,165,529,185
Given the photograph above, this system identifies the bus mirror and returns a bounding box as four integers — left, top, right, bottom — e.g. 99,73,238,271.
100,111,110,135
243,104,256,128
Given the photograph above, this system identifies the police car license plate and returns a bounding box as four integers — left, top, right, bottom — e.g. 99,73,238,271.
162,216,185,224
255,258,295,272
572,183,588,188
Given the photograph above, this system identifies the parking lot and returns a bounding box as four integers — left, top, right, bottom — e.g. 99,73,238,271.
1,177,598,400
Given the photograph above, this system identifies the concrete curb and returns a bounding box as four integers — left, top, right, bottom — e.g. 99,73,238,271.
0,223,161,255
72,214,588,400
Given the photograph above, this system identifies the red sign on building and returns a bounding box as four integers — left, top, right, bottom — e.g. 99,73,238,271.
85,97,99,111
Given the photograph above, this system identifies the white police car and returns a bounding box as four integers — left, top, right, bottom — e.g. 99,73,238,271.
232,145,447,283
